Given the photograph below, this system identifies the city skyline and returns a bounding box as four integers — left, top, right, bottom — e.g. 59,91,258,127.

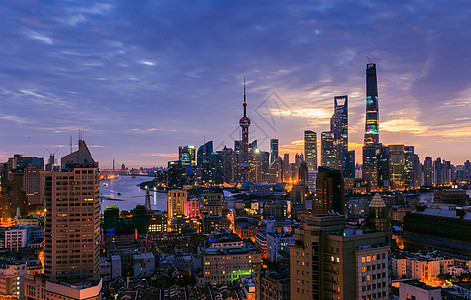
1,2,471,168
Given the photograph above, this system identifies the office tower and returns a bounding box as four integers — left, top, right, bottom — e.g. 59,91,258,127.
389,145,405,190
321,132,336,169
424,157,433,186
298,161,308,186
0,156,44,226
251,145,263,183
238,76,252,183
433,158,443,186
345,150,355,179
362,63,380,189
167,160,184,188
283,154,290,182
364,63,379,145
233,140,242,183
270,139,279,164
413,154,423,187
404,146,415,188
197,141,213,166
167,190,187,218
261,151,270,183
304,130,317,171
331,96,348,174
378,144,391,189
268,139,281,183
313,167,345,215
290,215,390,300
178,145,196,166
363,144,379,190
44,140,100,281
221,146,234,183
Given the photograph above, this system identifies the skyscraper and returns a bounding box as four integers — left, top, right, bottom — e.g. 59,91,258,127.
389,145,405,190
331,96,348,174
313,166,345,215
424,157,433,186
304,130,317,171
238,76,251,183
320,132,336,168
45,140,100,281
283,153,290,182
178,145,196,166
270,139,279,164
362,63,380,190
404,146,415,188
364,63,379,145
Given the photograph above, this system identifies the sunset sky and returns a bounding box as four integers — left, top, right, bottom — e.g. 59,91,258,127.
1,1,470,168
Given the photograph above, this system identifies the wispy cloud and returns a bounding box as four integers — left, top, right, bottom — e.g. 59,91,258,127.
24,31,53,45
139,60,156,66
148,153,178,158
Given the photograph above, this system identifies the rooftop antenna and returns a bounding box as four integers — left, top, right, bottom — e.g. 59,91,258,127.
69,136,72,153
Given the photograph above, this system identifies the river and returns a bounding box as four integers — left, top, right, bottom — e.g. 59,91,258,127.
100,175,168,212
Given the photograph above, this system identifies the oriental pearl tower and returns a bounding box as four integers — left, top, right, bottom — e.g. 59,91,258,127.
238,76,251,184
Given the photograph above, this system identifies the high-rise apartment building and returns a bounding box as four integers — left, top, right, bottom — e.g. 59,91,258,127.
0,156,44,226
433,158,443,186
44,140,100,282
26,140,102,300
404,146,415,188
283,154,290,182
304,131,317,171
167,190,187,218
424,157,433,186
290,215,390,300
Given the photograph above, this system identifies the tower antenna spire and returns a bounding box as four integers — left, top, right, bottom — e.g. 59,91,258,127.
243,74,247,117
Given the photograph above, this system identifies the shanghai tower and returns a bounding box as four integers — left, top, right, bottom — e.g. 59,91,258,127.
362,63,380,190
364,63,379,145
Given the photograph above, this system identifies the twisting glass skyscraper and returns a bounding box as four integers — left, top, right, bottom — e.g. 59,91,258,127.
364,63,379,145
362,63,380,189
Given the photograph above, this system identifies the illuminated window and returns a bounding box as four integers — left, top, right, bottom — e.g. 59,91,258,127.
362,257,366,263
367,275,370,281
367,256,371,262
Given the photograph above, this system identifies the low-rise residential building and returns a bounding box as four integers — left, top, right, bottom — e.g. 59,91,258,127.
0,260,27,300
398,279,441,300
255,270,290,300
266,233,294,262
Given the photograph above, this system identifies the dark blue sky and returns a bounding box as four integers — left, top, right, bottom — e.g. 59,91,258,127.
1,1,470,168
